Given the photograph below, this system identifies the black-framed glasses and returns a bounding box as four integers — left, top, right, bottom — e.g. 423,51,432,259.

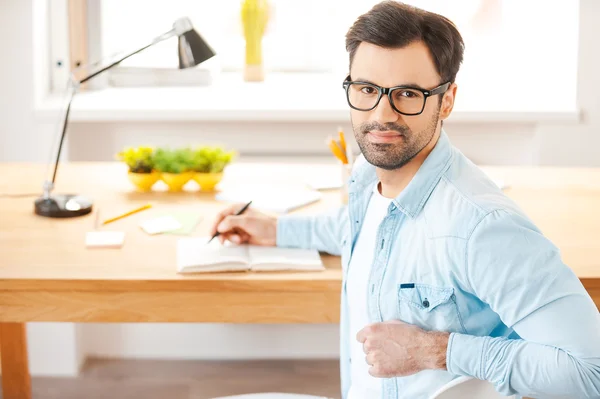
342,75,450,116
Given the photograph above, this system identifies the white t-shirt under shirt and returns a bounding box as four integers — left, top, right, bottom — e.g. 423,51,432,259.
347,183,394,399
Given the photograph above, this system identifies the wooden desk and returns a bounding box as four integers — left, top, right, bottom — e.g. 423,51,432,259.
1,162,600,399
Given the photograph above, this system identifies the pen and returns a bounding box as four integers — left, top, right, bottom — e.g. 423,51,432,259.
207,200,253,244
102,204,152,226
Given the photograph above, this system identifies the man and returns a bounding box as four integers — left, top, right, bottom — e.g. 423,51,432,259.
211,1,600,398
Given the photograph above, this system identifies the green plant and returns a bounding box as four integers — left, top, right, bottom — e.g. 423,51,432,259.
190,146,236,173
152,147,194,174
116,146,154,173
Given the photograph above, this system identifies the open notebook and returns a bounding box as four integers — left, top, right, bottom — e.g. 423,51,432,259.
176,237,325,273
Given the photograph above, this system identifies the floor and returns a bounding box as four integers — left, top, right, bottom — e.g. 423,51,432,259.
19,359,341,399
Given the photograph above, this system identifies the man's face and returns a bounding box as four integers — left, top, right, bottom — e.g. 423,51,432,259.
349,41,454,170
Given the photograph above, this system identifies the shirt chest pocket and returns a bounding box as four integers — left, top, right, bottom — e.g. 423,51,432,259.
397,283,466,334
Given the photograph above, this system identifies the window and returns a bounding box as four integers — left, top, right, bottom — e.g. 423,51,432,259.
98,0,502,73
48,0,579,110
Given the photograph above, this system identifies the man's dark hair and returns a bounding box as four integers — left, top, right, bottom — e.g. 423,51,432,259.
345,1,465,84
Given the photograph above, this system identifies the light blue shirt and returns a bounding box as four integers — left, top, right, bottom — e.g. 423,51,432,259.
276,131,600,399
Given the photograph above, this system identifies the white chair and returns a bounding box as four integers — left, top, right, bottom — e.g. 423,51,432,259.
210,394,329,399
210,377,514,399
430,376,516,399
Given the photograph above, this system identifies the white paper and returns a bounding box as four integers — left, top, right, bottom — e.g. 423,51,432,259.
304,175,342,190
176,237,250,272
248,245,324,271
215,188,322,214
85,231,125,248
493,179,509,190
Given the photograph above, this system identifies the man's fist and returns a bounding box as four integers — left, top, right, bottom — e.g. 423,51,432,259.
356,320,449,378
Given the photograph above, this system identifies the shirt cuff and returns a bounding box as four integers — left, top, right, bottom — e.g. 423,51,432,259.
446,332,487,380
276,215,313,249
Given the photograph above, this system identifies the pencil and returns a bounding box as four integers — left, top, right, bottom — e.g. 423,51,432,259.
338,127,347,153
102,204,152,226
327,137,348,164
94,209,100,230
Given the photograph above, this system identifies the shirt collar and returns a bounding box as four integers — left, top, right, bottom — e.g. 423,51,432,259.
349,129,453,219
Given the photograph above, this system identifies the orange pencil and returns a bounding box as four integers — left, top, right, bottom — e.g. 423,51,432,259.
327,137,348,164
338,127,347,153
102,204,152,225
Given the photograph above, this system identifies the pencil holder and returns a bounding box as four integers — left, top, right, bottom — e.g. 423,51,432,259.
341,162,353,205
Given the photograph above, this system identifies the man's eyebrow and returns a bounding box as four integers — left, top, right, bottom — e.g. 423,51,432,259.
352,77,427,90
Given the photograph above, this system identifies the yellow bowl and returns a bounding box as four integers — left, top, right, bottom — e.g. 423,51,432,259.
127,171,160,192
161,172,193,192
193,172,223,191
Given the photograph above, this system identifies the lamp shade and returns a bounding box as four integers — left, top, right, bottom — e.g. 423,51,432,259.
174,17,216,69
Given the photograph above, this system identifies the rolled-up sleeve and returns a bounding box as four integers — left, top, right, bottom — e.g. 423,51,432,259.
447,209,600,398
276,205,349,255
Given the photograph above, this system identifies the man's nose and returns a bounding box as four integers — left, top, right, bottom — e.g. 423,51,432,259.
372,94,401,124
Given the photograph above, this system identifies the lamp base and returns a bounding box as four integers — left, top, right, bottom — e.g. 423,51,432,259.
34,194,93,218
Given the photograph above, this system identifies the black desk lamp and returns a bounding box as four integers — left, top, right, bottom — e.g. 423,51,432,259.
35,17,216,218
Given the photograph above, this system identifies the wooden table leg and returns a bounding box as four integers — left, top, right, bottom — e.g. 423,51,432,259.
0,323,31,399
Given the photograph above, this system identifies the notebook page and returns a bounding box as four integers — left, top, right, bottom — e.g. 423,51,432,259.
247,246,325,271
176,237,250,273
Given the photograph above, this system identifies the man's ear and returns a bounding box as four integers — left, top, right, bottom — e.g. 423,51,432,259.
439,83,457,121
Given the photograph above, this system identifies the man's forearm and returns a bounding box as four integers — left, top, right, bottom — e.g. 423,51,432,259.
446,332,600,398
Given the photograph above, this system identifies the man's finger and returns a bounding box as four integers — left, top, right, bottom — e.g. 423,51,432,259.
362,339,372,354
210,207,232,234
357,323,376,343
210,204,246,235
239,231,251,243
369,365,384,378
217,215,249,233
356,327,368,343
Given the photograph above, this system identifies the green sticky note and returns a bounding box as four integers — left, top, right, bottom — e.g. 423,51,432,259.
160,211,202,235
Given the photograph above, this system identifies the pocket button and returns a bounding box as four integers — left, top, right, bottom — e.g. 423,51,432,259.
422,299,430,308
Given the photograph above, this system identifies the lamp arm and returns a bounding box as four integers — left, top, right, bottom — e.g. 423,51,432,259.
42,28,177,198
43,80,76,197
78,28,176,85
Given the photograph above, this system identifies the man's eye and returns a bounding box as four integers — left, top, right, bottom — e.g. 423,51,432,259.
396,89,421,99
361,86,377,94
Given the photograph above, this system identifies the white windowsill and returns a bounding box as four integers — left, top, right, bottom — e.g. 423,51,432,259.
34,73,580,124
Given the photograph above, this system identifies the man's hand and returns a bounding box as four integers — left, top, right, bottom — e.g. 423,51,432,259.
356,320,450,378
209,203,278,246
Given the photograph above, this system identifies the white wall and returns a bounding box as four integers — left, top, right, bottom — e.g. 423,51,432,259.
537,0,600,166
0,0,56,163
82,323,339,360
1,0,599,377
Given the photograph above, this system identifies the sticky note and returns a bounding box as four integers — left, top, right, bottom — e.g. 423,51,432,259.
85,231,125,248
162,211,202,235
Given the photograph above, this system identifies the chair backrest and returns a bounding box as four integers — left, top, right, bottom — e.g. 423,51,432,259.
429,376,516,399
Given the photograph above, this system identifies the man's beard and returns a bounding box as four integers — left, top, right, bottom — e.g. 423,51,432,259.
353,109,440,171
